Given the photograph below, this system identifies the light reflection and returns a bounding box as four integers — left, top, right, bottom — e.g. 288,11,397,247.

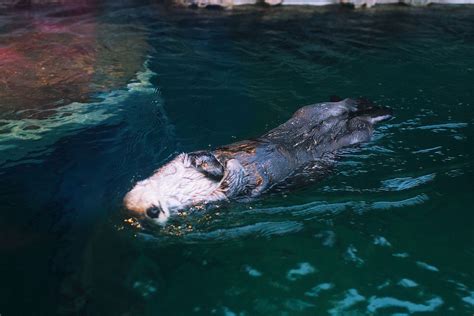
367,296,444,313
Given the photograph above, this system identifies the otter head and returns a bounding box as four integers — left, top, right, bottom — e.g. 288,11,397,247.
124,152,232,224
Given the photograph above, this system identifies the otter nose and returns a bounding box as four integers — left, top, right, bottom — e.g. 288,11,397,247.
146,206,161,219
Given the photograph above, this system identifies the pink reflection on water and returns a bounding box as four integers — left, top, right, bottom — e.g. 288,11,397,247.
0,1,147,120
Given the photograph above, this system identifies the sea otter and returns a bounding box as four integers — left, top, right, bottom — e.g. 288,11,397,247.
124,98,392,224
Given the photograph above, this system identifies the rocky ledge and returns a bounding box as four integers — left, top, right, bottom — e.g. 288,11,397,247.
1,0,474,9
178,0,474,8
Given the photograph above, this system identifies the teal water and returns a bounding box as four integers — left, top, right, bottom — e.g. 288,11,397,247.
1,2,473,315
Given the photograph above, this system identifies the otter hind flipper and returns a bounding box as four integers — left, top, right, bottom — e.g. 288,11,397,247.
350,98,393,124
218,159,248,197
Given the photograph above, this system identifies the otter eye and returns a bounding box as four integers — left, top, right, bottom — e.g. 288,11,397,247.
146,206,162,219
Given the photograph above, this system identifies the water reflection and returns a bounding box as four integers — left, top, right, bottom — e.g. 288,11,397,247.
0,2,473,315
0,1,149,118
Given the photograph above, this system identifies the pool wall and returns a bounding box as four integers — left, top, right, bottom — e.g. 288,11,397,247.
1,0,474,9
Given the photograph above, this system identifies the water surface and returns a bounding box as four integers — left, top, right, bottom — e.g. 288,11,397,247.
0,2,473,315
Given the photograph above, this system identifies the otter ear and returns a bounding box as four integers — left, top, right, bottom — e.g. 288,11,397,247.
188,151,224,180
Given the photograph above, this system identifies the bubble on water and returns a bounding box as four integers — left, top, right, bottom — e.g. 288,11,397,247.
286,262,316,281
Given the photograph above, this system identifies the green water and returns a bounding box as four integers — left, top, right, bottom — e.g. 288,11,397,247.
0,2,473,315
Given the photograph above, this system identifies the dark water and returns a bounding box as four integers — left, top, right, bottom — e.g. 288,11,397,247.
1,2,473,315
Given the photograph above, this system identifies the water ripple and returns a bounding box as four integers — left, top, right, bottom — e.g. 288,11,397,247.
183,220,303,242
367,296,444,314
371,194,429,210
381,173,435,191
132,217,308,245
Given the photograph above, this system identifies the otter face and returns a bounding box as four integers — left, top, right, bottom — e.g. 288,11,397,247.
124,153,227,224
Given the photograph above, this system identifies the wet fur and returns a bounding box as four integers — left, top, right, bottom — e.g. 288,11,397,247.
124,98,392,223
124,154,227,223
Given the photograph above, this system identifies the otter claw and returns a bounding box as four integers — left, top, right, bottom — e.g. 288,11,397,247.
219,159,247,196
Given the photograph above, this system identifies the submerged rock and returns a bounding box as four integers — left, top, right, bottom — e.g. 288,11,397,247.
0,2,149,120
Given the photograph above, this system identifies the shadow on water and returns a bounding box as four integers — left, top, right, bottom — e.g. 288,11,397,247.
0,1,473,315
